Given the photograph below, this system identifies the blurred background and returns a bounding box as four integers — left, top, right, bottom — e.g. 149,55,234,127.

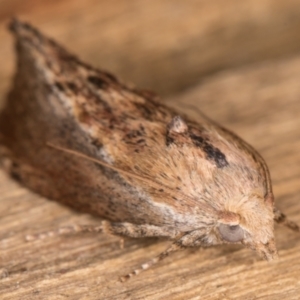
1,2,300,299
0,0,300,101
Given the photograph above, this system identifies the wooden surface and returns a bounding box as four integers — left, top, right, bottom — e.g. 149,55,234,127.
1,1,300,299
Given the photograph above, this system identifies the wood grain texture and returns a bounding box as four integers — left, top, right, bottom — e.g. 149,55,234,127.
1,1,300,299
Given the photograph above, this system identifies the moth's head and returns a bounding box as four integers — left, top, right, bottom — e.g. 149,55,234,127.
215,192,278,260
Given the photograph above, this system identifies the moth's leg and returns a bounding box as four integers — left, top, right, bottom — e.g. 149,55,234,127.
120,229,208,282
120,242,182,282
26,221,180,241
274,207,299,232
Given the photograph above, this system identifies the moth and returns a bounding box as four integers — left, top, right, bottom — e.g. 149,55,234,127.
0,19,298,281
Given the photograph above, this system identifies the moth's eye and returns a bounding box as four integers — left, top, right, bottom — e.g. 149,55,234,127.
218,224,244,242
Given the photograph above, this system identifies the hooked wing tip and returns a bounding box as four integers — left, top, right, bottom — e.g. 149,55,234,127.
9,18,30,34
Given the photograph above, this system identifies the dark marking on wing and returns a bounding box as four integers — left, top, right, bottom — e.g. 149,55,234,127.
91,138,103,149
166,135,175,146
66,81,78,93
189,133,228,168
54,81,79,94
102,71,119,84
93,94,112,113
87,76,107,89
134,102,154,120
55,81,65,92
10,167,22,182
126,129,145,139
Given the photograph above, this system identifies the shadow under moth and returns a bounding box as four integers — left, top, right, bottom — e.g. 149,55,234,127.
0,19,299,281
